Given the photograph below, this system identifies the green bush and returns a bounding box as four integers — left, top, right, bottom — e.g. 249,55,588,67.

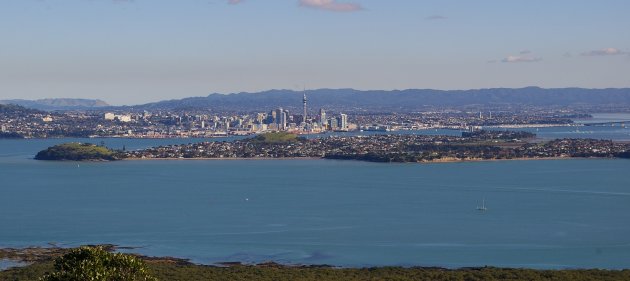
40,247,157,281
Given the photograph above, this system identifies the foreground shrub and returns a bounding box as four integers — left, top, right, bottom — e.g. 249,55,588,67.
40,246,157,281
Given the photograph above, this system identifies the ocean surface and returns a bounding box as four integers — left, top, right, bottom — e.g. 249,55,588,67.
1,125,630,269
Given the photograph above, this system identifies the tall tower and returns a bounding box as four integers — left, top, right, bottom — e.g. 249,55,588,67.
275,108,286,130
319,108,326,127
302,91,307,123
340,113,348,130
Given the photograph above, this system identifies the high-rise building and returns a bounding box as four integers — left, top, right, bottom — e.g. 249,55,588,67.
328,118,338,130
280,111,288,130
256,113,266,124
319,108,326,127
275,108,287,130
275,108,283,125
340,113,348,130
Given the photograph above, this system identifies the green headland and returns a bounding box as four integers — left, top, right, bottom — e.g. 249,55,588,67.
34,143,120,161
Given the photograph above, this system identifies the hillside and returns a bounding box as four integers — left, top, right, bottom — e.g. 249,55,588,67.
0,104,44,115
34,143,120,161
130,87,630,112
0,98,110,110
249,132,301,143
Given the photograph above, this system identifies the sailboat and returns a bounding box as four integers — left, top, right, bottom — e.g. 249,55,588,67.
476,198,488,211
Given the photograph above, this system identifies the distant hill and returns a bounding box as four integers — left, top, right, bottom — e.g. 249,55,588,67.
130,87,630,112
0,98,110,110
0,103,45,115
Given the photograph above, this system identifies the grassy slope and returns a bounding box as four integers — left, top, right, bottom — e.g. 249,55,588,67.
2,262,630,281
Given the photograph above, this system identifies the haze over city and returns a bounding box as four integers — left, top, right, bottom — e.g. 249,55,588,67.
1,0,630,105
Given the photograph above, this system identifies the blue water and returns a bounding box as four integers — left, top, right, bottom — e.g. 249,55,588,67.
0,259,27,271
1,130,630,269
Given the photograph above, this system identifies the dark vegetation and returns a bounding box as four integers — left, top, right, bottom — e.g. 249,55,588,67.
34,143,120,161
249,132,302,144
2,246,630,280
0,104,44,115
40,247,156,281
461,130,536,140
2,258,630,281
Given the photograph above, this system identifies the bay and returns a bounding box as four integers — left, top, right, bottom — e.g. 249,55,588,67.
1,136,629,269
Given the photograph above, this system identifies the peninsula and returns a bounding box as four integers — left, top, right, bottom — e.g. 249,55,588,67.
34,131,630,163
122,132,630,162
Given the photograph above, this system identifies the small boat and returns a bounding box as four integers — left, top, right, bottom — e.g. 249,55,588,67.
476,198,487,211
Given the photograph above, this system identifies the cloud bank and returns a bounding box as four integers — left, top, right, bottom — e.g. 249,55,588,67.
581,48,627,56
299,0,363,12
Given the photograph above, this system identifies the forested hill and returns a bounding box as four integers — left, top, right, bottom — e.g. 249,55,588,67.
130,87,630,111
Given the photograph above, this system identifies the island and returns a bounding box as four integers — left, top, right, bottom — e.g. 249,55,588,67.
34,143,120,161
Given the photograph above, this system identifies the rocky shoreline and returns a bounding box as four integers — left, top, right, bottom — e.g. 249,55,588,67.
3,245,630,281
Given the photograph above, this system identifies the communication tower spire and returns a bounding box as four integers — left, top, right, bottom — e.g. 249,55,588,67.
303,87,307,123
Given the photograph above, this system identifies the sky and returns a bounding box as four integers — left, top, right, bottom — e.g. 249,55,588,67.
1,0,629,105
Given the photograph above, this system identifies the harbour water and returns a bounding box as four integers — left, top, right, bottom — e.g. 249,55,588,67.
1,125,629,269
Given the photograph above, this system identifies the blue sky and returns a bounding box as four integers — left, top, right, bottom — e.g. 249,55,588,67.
1,0,629,105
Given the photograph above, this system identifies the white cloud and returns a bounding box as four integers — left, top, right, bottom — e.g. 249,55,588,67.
228,0,244,4
581,48,627,56
501,55,542,63
299,0,363,12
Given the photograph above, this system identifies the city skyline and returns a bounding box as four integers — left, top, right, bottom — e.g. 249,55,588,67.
1,0,629,105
